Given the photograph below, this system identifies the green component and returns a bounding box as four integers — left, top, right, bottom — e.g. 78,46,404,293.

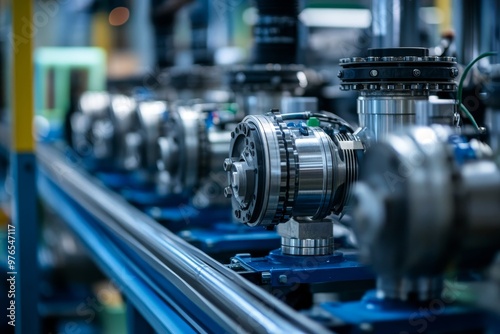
34,47,107,134
307,117,320,127
101,304,127,334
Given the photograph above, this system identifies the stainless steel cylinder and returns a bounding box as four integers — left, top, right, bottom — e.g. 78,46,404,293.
357,95,424,140
371,0,420,48
415,98,457,127
156,103,233,208
71,92,140,170
135,100,168,170
459,160,500,257
192,129,232,208
277,218,334,256
290,127,337,219
353,125,500,284
376,276,444,302
339,49,458,140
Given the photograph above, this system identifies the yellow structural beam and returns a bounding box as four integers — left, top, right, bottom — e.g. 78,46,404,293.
12,0,35,153
0,207,9,227
436,0,452,33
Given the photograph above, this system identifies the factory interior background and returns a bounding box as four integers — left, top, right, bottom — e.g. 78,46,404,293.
1,0,500,333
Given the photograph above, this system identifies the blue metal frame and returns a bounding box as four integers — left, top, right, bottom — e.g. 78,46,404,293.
12,153,39,334
321,291,485,334
126,301,155,334
181,225,280,254
38,170,198,334
232,250,373,286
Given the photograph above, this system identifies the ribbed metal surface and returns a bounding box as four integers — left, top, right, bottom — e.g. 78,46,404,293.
281,237,334,256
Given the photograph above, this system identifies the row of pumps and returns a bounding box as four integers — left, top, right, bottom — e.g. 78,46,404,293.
69,45,500,303
62,0,500,331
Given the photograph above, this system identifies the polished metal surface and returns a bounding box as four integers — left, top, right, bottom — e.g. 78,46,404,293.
415,98,457,127
192,128,232,208
156,103,233,207
178,106,201,192
340,49,458,143
357,95,424,140
157,105,201,194
353,126,456,278
79,91,111,117
291,127,336,219
207,129,233,175
71,92,141,170
226,113,364,226
376,276,444,302
71,91,111,159
135,100,168,169
353,125,500,289
459,159,500,254
371,0,420,48
277,218,334,256
453,0,480,64
226,115,283,225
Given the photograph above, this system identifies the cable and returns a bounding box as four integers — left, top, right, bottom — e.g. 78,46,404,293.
277,111,356,132
312,112,355,132
457,51,498,130
459,103,480,130
458,52,497,103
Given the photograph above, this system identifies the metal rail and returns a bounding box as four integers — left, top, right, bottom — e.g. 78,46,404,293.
38,174,198,333
37,143,332,334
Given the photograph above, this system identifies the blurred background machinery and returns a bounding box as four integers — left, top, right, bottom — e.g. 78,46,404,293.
1,0,500,334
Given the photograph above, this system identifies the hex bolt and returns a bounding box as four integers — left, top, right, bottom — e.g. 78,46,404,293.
413,69,421,77
230,258,241,269
337,70,344,78
224,186,233,198
369,69,378,77
223,158,233,171
261,272,271,284
278,275,288,284
450,68,459,78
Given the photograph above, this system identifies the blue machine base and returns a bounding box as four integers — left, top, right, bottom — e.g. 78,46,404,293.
179,224,280,254
96,173,234,225
232,250,373,286
321,291,485,334
96,171,151,190
121,187,184,206
95,171,278,254
144,205,233,229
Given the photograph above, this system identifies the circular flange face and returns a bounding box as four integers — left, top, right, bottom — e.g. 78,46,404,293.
226,115,287,226
226,113,364,226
